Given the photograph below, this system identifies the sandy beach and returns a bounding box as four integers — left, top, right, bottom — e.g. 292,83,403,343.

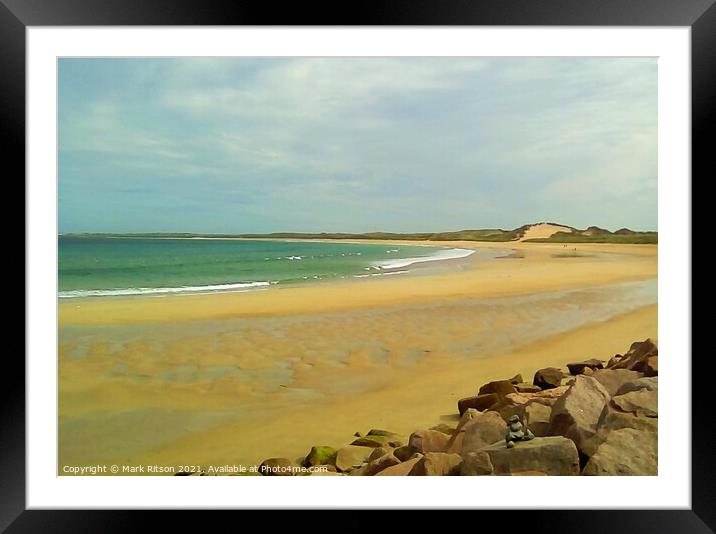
58,240,657,473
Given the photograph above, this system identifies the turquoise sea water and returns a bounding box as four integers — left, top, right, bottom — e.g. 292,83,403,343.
58,237,492,298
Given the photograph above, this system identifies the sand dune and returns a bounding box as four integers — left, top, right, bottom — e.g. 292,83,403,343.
518,223,574,241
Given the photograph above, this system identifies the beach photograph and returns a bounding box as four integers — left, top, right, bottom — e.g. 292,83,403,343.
58,57,657,477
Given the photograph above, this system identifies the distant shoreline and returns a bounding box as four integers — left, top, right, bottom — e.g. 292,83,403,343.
59,222,658,245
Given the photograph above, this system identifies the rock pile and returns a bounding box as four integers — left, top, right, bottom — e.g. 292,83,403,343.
258,338,658,476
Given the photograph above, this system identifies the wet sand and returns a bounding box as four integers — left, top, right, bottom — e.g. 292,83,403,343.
58,240,657,473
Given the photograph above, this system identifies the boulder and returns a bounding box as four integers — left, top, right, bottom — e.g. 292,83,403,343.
351,435,391,448
335,445,373,472
566,359,605,375
492,386,568,423
393,445,415,462
598,403,659,435
581,401,658,455
615,376,658,396
303,446,337,467
478,380,517,397
446,408,481,453
375,456,423,476
533,367,565,390
514,383,542,393
431,423,456,436
408,429,450,454
481,436,580,476
611,339,658,376
460,411,507,455
582,428,657,475
606,354,623,368
591,369,643,396
643,356,658,377
460,451,494,476
259,458,294,476
611,388,658,417
508,374,524,384
367,446,392,463
548,376,610,457
522,402,552,437
458,393,499,415
408,452,462,476
359,452,401,476
367,429,395,437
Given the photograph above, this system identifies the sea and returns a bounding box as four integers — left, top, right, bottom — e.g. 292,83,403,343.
58,237,501,298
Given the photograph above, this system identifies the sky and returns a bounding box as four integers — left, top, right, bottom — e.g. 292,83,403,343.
58,57,657,233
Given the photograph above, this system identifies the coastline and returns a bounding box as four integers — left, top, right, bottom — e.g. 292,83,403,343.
59,239,657,326
58,239,657,473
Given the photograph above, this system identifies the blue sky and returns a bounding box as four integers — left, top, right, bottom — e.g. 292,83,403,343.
58,57,657,233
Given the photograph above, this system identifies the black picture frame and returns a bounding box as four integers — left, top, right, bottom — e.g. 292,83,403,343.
5,0,706,529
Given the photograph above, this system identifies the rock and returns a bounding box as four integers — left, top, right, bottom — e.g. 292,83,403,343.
393,445,415,462
335,445,373,472
259,458,294,476
481,436,580,476
548,375,610,457
460,451,494,475
367,429,396,437
611,388,658,417
478,380,517,397
606,354,623,368
358,452,401,476
492,386,568,423
514,383,542,393
376,456,422,476
566,359,605,375
510,470,548,476
598,404,659,435
354,431,363,437
460,411,507,455
408,452,463,476
581,367,594,376
430,423,456,436
644,355,658,376
446,408,481,453
408,429,450,454
611,339,658,376
351,435,391,448
303,446,337,467
367,446,392,462
508,374,524,384
582,428,657,475
615,376,658,396
310,471,343,476
458,393,499,415
505,414,535,447
523,402,552,437
533,367,565,390
591,369,643,396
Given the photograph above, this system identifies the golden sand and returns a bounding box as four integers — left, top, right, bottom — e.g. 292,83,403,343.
59,241,656,326
58,241,657,473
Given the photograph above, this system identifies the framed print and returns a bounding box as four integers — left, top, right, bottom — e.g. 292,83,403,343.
6,0,707,529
